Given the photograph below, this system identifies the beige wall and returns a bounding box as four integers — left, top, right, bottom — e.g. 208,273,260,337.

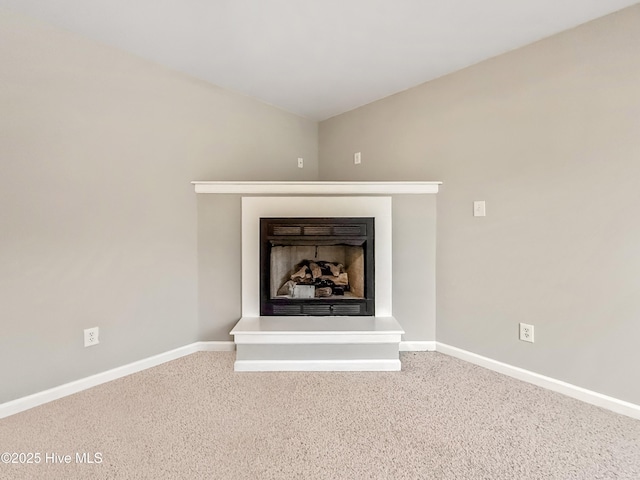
0,11,317,402
4,3,640,408
392,195,436,341
197,194,242,340
320,5,640,404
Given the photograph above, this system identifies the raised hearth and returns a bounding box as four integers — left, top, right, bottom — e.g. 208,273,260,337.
231,316,404,371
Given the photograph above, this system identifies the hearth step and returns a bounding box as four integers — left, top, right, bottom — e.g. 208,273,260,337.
230,316,404,372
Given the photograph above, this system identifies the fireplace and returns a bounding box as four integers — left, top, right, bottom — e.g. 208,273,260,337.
194,183,441,371
260,217,375,316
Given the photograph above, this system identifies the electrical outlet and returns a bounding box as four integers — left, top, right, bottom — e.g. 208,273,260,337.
84,327,99,347
354,152,361,165
297,157,304,168
519,323,534,343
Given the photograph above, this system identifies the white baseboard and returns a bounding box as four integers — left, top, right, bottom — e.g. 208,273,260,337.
400,341,436,352
4,340,639,421
436,342,640,421
234,359,401,372
0,342,231,419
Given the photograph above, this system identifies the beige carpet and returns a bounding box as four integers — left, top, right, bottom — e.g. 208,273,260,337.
1,352,639,479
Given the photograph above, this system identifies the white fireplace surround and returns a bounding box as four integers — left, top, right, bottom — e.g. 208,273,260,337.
241,196,392,316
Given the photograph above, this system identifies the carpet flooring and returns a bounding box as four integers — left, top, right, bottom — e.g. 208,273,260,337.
1,351,639,479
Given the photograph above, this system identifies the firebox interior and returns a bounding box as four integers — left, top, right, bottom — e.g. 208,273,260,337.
270,244,365,299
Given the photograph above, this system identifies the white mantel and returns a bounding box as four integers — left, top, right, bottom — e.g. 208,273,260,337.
191,181,441,195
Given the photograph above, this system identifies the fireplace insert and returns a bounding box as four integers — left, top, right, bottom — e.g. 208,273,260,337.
260,217,374,316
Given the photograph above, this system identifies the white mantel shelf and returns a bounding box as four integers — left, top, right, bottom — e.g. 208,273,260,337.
192,181,441,195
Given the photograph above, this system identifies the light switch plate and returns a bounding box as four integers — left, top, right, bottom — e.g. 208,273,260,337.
473,201,486,217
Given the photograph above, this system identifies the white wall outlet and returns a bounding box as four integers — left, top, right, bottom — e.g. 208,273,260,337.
354,152,361,165
473,201,486,217
84,327,99,347
519,323,534,343
297,157,304,168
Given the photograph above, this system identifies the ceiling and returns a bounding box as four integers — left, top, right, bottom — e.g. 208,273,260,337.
1,0,638,120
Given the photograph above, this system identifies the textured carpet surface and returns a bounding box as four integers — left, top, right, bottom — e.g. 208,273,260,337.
1,352,639,479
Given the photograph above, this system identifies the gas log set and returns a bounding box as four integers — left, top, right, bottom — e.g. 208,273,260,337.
277,260,350,298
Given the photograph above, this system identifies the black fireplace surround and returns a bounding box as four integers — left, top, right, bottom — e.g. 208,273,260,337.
260,217,375,316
